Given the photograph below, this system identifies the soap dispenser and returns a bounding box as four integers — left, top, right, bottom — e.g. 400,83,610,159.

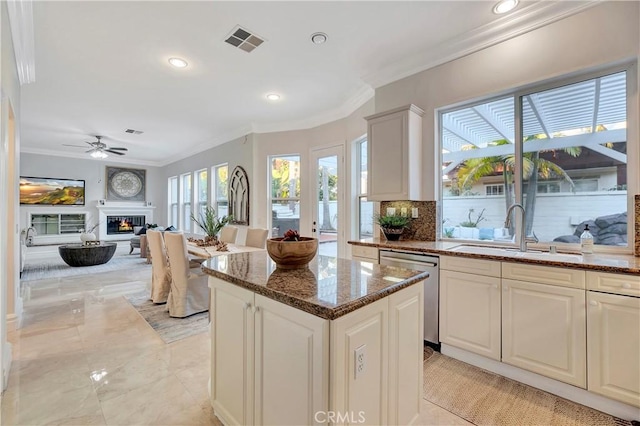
580,224,594,254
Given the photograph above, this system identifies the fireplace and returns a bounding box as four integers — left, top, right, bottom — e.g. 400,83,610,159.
97,206,154,241
106,215,145,235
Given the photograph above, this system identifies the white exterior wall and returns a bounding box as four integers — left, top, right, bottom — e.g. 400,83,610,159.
443,192,628,242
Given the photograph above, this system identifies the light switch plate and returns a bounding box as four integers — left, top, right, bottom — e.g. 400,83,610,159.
400,207,408,217
412,208,419,218
386,207,396,216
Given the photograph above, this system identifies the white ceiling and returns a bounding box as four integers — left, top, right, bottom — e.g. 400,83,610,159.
20,1,592,166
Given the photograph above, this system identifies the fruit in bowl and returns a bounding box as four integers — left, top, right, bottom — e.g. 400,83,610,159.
267,229,318,269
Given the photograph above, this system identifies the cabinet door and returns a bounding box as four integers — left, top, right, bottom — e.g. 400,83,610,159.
368,112,407,200
254,295,329,426
331,298,388,425
440,270,501,360
388,284,423,426
367,105,423,201
502,279,586,387
587,291,640,407
210,278,255,426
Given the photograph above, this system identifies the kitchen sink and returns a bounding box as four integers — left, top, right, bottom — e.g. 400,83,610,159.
449,244,583,262
448,244,519,256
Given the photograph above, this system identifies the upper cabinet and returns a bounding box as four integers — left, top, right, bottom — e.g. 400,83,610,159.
365,104,424,201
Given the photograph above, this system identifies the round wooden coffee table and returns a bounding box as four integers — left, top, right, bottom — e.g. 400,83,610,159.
58,242,117,267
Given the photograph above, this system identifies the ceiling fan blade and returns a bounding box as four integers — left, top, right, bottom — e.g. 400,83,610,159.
84,141,96,146
62,144,87,148
85,149,96,153
108,147,128,151
105,149,125,155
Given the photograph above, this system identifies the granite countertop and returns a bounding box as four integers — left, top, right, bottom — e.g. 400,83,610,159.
349,239,640,275
201,251,429,320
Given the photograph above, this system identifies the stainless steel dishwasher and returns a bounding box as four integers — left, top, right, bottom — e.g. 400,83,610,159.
379,249,439,347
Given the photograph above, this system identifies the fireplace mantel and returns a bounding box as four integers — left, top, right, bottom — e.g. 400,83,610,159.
97,205,155,241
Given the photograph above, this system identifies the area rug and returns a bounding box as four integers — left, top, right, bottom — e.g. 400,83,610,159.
423,348,633,426
125,291,209,344
21,253,150,282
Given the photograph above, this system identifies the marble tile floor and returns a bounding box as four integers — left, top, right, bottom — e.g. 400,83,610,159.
2,247,471,425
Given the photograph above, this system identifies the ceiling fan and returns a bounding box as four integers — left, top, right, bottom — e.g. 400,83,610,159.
63,136,128,158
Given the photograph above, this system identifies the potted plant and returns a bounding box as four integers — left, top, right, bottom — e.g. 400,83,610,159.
376,213,411,241
458,208,486,239
191,207,232,245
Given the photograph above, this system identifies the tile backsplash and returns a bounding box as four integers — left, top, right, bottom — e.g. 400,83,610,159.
379,200,437,241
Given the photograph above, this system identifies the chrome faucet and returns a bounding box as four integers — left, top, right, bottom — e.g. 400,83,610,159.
25,226,37,247
504,203,537,252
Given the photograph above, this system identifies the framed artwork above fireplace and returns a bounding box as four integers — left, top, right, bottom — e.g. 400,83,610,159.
106,167,146,202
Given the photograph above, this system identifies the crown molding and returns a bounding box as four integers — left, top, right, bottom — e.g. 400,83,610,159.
21,147,161,167
362,0,600,89
7,0,36,85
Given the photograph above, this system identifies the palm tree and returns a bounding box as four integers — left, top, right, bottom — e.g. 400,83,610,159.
456,136,579,236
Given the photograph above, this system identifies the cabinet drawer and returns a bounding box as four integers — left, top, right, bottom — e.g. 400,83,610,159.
351,245,379,261
440,255,501,277
502,262,585,289
587,271,640,297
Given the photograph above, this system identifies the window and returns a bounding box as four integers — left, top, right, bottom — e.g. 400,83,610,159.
212,164,229,217
180,173,192,232
269,155,300,237
195,169,208,219
168,176,178,227
440,68,630,250
356,138,374,238
485,184,504,196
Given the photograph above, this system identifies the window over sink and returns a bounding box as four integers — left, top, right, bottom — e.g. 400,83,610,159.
440,65,633,251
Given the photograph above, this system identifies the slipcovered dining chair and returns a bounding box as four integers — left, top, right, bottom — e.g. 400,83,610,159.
164,232,209,318
219,226,238,244
146,229,171,304
245,228,269,249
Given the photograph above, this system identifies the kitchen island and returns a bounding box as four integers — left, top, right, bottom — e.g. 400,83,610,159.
202,251,429,426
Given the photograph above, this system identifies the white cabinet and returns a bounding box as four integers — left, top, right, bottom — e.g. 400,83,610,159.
210,278,329,426
365,104,424,201
330,284,423,426
440,270,501,360
502,279,586,387
439,256,502,361
387,283,424,425
212,276,425,425
587,291,640,407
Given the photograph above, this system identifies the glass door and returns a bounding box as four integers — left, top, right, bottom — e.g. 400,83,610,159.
311,146,344,258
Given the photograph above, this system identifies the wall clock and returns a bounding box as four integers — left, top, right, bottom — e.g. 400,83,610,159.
106,167,146,201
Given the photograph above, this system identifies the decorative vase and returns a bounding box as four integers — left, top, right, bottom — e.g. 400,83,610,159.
80,232,97,244
382,227,404,241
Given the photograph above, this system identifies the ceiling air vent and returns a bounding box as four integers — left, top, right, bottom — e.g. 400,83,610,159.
125,129,144,135
224,25,265,53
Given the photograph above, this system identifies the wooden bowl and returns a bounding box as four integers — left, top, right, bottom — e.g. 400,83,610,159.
266,237,318,269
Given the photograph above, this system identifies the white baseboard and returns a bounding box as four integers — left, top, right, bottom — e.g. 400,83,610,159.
6,311,21,332
440,344,640,421
3,342,12,391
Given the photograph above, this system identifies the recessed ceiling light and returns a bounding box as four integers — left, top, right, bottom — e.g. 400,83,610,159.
493,0,519,14
266,93,281,101
311,32,328,44
168,57,188,68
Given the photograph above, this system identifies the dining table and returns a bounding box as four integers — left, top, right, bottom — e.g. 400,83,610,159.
186,242,265,260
